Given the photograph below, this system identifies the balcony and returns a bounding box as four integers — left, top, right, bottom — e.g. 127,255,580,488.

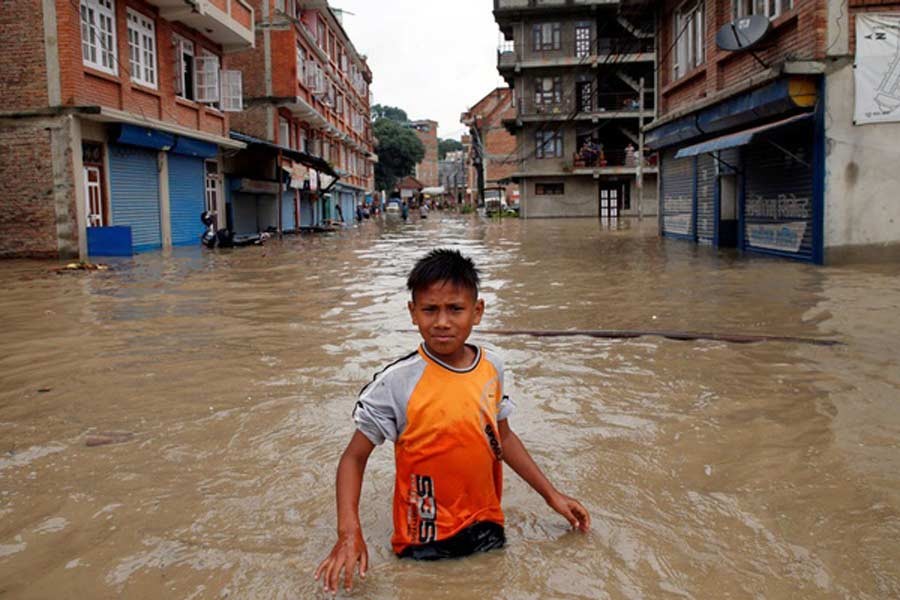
496,38,654,79
506,92,652,126
151,0,254,52
495,0,622,12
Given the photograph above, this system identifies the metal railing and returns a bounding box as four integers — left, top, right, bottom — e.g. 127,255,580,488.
497,37,654,64
516,91,652,116
571,148,658,168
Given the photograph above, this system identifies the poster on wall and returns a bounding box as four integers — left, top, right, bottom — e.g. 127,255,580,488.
855,14,900,125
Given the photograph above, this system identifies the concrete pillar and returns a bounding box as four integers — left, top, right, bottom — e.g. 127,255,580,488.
59,115,85,260
158,151,172,248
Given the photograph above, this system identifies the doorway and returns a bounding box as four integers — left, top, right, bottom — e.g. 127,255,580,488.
718,173,738,247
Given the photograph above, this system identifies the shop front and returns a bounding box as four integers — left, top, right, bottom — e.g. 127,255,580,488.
648,77,824,263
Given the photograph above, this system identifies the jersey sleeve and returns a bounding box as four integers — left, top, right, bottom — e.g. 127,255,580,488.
487,348,515,421
353,379,399,446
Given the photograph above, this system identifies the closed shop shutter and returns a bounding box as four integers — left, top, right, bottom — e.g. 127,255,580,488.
341,192,355,224
109,144,161,252
661,148,694,238
282,188,296,231
743,121,815,261
299,195,314,227
696,153,715,245
168,154,205,246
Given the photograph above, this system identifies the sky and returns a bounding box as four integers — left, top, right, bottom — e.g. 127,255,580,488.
333,0,508,140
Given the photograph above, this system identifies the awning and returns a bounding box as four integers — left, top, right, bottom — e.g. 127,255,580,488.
421,186,446,195
674,112,813,159
229,131,337,176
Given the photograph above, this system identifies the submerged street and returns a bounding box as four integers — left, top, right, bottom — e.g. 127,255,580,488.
1,214,899,599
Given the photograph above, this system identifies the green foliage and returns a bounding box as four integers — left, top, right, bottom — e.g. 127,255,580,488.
458,203,475,214
373,118,425,191
438,138,464,160
371,104,408,123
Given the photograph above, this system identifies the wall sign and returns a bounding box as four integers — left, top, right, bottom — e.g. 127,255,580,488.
855,14,900,125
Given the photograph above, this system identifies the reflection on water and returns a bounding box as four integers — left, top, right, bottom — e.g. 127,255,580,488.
1,214,899,599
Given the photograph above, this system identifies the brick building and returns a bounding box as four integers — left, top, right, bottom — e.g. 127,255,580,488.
461,87,520,206
646,0,900,263
228,0,374,232
0,0,254,258
410,119,439,188
493,0,658,219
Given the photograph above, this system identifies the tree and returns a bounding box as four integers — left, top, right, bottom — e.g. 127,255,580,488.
373,118,425,192
438,138,464,160
371,104,408,123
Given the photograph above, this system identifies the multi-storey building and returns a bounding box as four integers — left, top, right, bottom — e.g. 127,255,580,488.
646,0,900,263
410,119,440,188
0,0,254,258
228,0,374,231
494,0,658,219
439,150,467,204
461,87,520,207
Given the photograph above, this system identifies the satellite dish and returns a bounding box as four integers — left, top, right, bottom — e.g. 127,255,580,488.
716,15,772,52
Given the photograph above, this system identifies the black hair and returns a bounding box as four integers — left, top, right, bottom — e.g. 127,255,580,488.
407,248,480,301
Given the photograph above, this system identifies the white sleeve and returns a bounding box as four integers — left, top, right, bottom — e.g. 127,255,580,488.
353,379,398,446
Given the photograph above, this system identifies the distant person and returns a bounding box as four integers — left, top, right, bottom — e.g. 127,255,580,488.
401,200,409,221
335,202,344,223
355,203,363,223
314,249,590,594
419,202,429,219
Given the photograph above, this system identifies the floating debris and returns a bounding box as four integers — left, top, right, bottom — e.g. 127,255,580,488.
85,431,135,447
53,262,111,274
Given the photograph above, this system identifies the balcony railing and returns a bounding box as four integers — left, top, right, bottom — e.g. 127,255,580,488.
572,148,658,169
497,37,654,67
517,91,652,116
495,0,623,10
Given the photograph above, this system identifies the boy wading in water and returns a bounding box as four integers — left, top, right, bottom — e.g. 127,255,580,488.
315,249,590,594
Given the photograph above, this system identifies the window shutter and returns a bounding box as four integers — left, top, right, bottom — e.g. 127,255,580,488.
195,54,220,103
172,39,184,95
221,69,242,112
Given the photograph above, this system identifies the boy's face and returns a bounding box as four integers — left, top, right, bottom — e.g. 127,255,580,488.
408,280,484,365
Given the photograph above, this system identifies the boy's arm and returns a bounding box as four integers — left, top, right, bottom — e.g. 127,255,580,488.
314,431,375,594
497,419,591,532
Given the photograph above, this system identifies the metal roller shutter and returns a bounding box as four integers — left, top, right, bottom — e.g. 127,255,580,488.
696,153,715,245
661,149,695,239
109,144,161,252
168,154,205,246
743,121,815,261
341,192,355,225
299,195,314,227
282,188,296,231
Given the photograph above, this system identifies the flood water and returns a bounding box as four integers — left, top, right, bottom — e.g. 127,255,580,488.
1,214,899,599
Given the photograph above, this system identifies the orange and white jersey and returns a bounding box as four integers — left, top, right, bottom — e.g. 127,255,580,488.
353,344,514,555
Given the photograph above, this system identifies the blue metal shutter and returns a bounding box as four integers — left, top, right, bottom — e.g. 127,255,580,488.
341,192,355,225
282,188,296,231
299,194,313,227
696,153,715,245
742,121,815,261
108,144,161,252
661,148,695,239
168,154,205,246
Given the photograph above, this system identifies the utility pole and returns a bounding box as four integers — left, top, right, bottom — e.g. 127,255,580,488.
637,76,645,221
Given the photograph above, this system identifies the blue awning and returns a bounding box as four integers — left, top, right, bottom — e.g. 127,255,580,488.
674,112,813,159
113,124,175,151
170,136,218,158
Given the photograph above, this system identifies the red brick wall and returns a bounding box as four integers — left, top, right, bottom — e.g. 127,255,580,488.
54,0,231,137
658,0,827,117
0,0,49,111
413,120,439,187
0,118,73,258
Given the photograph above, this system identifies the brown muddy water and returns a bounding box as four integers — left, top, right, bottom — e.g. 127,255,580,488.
1,214,899,599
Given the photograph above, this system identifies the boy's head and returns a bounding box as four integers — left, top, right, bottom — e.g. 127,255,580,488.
407,249,484,364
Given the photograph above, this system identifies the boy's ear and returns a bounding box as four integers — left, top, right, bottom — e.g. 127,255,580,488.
473,298,485,325
407,300,417,325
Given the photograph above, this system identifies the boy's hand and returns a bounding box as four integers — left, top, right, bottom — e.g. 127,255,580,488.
314,529,368,595
546,492,591,532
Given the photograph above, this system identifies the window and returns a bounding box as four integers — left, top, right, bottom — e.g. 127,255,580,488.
673,0,705,80
127,10,157,88
195,49,220,105
80,0,117,74
300,128,308,153
317,21,327,49
734,0,793,19
532,22,562,51
535,130,563,158
296,45,306,82
534,77,562,105
205,160,220,215
174,36,195,100
220,70,242,112
279,117,291,149
575,23,592,58
536,183,565,196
